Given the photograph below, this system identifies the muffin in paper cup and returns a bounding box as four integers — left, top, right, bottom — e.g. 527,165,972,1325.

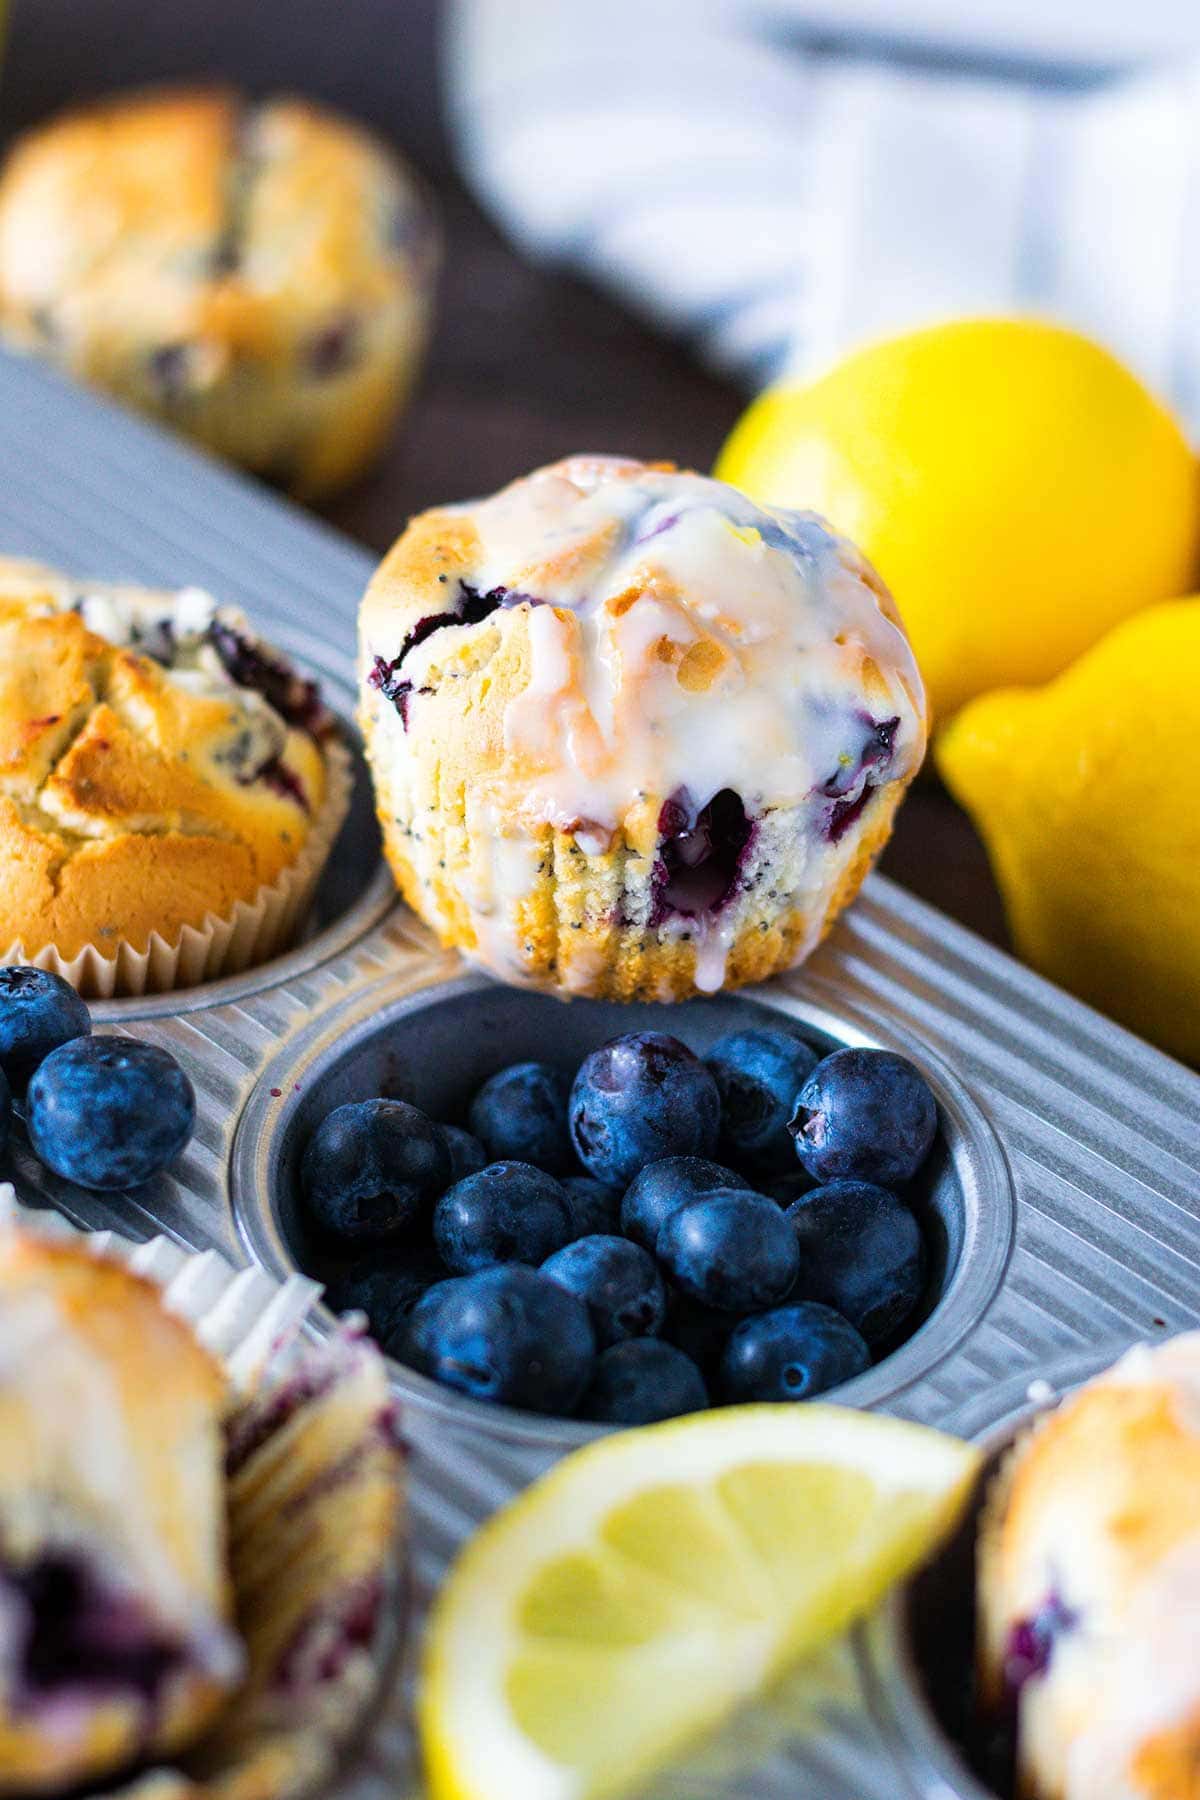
0,558,352,998
0,1186,406,1800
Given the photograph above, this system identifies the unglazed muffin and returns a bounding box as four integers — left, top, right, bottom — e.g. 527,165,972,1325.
359,456,926,1001
0,88,437,498
978,1335,1200,1800
0,556,339,987
0,1236,239,1793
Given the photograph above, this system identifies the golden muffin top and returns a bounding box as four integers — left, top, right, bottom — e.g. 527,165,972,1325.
0,557,328,957
0,86,434,380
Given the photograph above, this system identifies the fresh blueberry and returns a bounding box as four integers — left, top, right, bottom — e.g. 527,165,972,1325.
433,1161,573,1274
325,1248,448,1351
569,1033,720,1188
568,1036,719,1188
541,1235,666,1349
662,1289,733,1374
581,1339,708,1424
468,1062,574,1174
402,1265,595,1414
789,1048,938,1187
0,1064,9,1159
785,1179,925,1346
27,1037,194,1191
301,1099,451,1244
620,1155,752,1252
0,968,91,1091
561,1175,622,1240
704,1028,819,1175
441,1123,488,1184
719,1302,871,1403
657,1189,799,1313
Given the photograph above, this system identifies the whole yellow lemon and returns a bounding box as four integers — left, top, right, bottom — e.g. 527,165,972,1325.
937,598,1200,1065
716,320,1200,720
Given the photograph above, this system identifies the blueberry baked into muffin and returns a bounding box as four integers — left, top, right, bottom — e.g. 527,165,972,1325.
0,556,346,994
0,87,437,497
359,456,926,1001
0,1234,239,1793
978,1335,1200,1800
0,1225,404,1800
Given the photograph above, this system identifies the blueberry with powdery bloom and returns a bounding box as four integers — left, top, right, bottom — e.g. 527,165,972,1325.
569,1033,720,1188
0,967,91,1091
402,1265,595,1413
657,1188,799,1314
789,1047,937,1188
541,1235,666,1348
719,1302,870,1404
581,1339,708,1425
620,1155,751,1253
468,1062,573,1175
704,1027,819,1176
301,1099,451,1244
433,1162,574,1274
785,1179,925,1347
27,1038,194,1191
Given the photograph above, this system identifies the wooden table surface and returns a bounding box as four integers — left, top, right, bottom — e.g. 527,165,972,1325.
0,0,1008,950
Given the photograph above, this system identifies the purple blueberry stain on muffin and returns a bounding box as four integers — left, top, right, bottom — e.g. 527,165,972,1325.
650,788,755,926
818,712,900,843
305,314,359,380
1003,1588,1079,1696
370,583,547,729
207,620,328,735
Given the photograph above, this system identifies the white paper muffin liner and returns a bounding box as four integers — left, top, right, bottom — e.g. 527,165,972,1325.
0,737,354,999
0,1184,406,1800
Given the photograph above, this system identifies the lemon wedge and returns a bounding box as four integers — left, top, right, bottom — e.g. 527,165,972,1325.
419,1405,979,1800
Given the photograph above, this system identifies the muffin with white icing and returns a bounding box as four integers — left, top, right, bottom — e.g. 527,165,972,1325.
359,456,926,1001
978,1334,1200,1800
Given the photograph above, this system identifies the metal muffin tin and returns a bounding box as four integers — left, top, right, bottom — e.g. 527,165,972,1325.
2,345,1200,1799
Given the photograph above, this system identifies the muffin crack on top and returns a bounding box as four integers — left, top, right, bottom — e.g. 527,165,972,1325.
359,455,928,1002
0,557,334,964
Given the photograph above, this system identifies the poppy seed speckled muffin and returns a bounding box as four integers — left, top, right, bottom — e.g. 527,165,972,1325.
978,1336,1200,1800
0,88,437,498
359,457,926,1001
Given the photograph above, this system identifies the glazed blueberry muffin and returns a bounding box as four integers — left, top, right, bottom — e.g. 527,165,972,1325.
0,556,340,989
978,1335,1200,1800
0,1236,239,1792
0,88,437,498
359,456,926,1001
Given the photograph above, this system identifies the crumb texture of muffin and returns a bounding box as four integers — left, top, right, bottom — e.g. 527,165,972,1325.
0,556,332,974
0,1235,238,1794
359,456,926,1001
0,87,437,497
978,1334,1200,1800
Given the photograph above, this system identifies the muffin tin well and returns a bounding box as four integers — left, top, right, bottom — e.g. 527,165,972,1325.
4,344,1200,1800
229,972,1015,1451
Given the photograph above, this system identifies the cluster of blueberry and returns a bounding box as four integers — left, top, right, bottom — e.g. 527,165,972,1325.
0,968,196,1191
305,1023,939,1425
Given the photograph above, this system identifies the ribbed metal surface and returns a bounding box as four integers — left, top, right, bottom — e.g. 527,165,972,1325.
2,345,1199,1799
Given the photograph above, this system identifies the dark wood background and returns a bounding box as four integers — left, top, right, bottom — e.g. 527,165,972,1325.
0,0,1007,947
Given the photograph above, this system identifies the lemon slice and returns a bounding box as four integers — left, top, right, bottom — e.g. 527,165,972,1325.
420,1404,979,1800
